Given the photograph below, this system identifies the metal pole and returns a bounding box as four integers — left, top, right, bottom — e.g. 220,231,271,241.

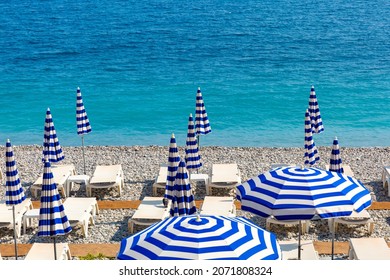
53,236,57,260
81,135,86,174
12,205,18,260
331,218,335,260
298,220,302,260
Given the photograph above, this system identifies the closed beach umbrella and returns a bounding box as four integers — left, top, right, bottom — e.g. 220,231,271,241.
329,136,344,173
42,108,65,163
164,133,180,200
170,159,197,217
185,113,202,173
76,87,92,174
38,160,72,260
236,166,372,259
117,214,281,260
308,85,324,134
304,108,319,166
5,139,26,259
195,87,211,146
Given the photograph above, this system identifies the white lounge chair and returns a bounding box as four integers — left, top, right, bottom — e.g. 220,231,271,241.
128,196,170,233
382,166,390,197
86,164,124,197
325,164,354,177
152,164,168,196
207,163,241,195
200,196,236,217
349,237,390,260
266,217,310,234
24,243,71,260
30,164,76,198
328,210,374,235
62,197,98,238
0,198,33,238
279,240,319,260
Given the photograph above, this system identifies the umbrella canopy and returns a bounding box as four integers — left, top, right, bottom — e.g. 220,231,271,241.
304,108,319,166
42,108,65,163
5,139,25,205
117,214,281,260
185,113,202,172
195,87,211,136
38,160,72,237
164,133,180,200
76,87,92,135
170,159,197,217
308,85,324,134
329,136,344,173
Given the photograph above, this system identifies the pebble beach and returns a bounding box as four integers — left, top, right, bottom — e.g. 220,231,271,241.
1,145,390,258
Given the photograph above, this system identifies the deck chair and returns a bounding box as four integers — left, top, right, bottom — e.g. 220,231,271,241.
152,164,168,196
325,164,354,177
207,163,241,195
279,240,319,260
86,164,124,197
24,243,71,260
128,196,171,233
30,164,76,198
200,196,236,217
382,166,390,197
266,217,310,234
328,209,374,235
0,198,33,238
349,237,390,260
62,197,98,238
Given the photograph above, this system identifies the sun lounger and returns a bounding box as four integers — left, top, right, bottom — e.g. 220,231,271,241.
30,164,76,198
279,240,319,260
0,198,33,238
24,243,71,260
152,164,168,196
382,166,390,197
128,196,170,233
200,196,236,217
348,237,390,260
328,210,374,235
86,164,124,197
266,217,310,234
62,197,98,238
325,164,354,177
207,163,241,195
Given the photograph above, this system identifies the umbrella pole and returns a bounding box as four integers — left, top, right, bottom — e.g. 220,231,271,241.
81,135,86,175
53,236,57,260
331,218,335,260
12,205,18,260
298,220,302,260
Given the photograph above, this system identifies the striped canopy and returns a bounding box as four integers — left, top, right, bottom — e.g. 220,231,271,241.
236,166,372,221
329,137,344,173
38,160,72,237
5,139,25,205
164,133,180,200
185,113,202,172
195,87,211,135
42,108,65,163
304,108,319,166
117,215,281,260
170,159,197,217
76,87,92,135
308,85,324,134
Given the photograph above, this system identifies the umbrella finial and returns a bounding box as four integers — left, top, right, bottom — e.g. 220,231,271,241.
334,136,338,140
195,214,201,222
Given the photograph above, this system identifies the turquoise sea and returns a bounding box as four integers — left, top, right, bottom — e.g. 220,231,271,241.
0,0,389,147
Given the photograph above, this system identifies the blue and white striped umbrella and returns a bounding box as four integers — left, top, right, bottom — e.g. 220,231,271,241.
76,87,92,174
42,108,65,163
195,87,211,136
308,85,324,134
329,136,344,173
76,87,92,135
5,139,25,206
38,160,72,237
117,215,281,260
170,159,197,217
304,108,319,166
185,113,202,172
5,139,26,260
164,133,180,200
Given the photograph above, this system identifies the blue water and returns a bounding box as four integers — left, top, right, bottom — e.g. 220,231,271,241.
0,0,389,147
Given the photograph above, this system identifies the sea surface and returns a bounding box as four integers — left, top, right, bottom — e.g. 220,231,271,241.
0,0,389,148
